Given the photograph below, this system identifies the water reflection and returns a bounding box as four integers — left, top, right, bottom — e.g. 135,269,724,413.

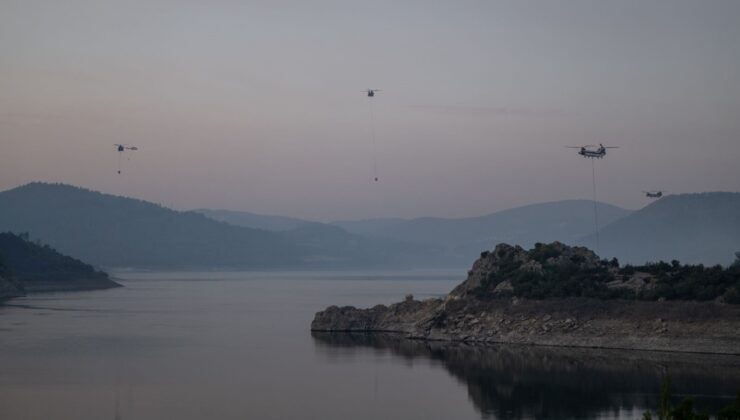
312,332,740,419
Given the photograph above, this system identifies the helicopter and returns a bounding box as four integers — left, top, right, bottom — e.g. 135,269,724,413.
566,143,618,159
363,89,381,97
114,144,138,152
114,144,138,174
643,190,664,198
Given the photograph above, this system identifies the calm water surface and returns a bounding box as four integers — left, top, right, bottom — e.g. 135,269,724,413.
1,271,738,420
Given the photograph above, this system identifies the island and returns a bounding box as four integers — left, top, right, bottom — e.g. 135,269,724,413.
312,242,740,354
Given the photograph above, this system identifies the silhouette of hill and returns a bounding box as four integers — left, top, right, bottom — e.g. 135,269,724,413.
0,232,119,292
0,183,302,268
0,183,439,269
583,192,740,265
8,184,735,269
330,218,408,236
196,210,442,267
280,222,438,266
194,209,309,231
331,200,632,262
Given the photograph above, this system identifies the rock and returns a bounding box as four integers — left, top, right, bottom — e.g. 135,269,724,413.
493,280,513,295
607,272,655,293
311,242,740,355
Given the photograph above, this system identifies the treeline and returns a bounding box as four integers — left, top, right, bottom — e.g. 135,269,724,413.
0,232,109,283
620,260,740,303
478,243,740,303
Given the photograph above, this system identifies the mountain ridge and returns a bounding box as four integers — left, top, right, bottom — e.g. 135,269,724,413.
0,182,439,269
329,200,633,262
0,182,303,268
194,208,310,231
583,192,740,265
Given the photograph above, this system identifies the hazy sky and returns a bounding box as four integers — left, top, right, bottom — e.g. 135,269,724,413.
1,0,739,220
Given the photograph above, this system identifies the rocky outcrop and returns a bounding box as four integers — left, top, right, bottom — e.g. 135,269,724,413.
312,242,740,354
312,296,441,332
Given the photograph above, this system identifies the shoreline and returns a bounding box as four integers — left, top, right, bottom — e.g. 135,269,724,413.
312,242,740,355
0,278,122,303
311,297,740,355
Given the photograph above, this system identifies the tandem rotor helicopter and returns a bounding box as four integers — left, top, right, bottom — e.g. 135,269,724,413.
566,143,618,159
643,190,665,199
565,142,619,253
363,89,381,97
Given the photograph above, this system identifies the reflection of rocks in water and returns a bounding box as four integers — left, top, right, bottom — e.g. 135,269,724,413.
312,332,740,419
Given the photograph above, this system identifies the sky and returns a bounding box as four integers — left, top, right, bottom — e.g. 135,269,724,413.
1,0,739,221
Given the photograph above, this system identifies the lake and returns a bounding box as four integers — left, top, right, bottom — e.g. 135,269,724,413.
1,271,739,420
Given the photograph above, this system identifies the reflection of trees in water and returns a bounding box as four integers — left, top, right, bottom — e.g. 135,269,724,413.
312,332,740,419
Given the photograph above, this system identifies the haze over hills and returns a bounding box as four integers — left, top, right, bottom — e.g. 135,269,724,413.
0,183,299,268
330,218,413,236
3,183,738,270
279,222,438,266
196,201,633,264
330,200,632,262
194,209,308,231
196,209,441,267
0,183,437,269
584,192,740,266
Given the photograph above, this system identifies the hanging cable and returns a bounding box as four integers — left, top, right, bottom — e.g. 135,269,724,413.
591,158,600,254
368,97,379,182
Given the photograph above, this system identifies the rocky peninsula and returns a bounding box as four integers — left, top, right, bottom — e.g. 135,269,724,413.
312,242,740,354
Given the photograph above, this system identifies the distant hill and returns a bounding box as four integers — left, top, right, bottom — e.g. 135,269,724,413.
0,232,119,293
0,183,303,269
194,209,309,231
0,183,438,269
10,183,735,269
331,200,632,262
280,222,439,266
331,218,409,237
196,209,442,267
583,192,740,265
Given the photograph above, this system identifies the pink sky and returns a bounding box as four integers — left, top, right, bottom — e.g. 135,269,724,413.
1,1,739,220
